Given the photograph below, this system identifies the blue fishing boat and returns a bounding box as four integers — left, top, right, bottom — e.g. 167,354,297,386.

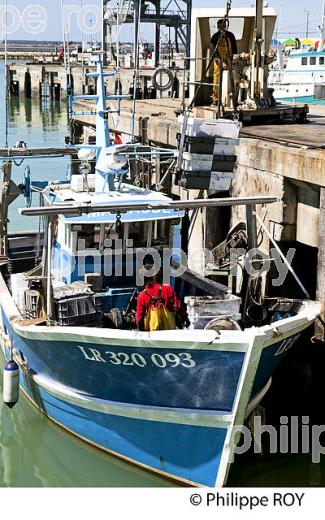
0,62,320,487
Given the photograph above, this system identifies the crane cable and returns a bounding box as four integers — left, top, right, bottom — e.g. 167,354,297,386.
225,1,232,28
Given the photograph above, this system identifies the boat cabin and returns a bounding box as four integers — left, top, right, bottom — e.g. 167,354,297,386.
286,50,325,70
45,182,184,287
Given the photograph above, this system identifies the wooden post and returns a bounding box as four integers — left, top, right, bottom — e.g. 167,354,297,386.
315,188,325,342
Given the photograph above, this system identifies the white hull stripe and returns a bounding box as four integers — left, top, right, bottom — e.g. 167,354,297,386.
32,374,234,428
13,310,318,353
13,325,250,352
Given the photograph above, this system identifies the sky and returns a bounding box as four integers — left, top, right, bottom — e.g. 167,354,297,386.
0,0,323,42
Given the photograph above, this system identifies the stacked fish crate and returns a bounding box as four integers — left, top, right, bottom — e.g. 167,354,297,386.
176,116,241,192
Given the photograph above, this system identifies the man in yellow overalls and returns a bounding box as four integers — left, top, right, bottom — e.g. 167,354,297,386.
210,19,238,105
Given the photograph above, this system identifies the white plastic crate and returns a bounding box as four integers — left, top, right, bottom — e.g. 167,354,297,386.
178,115,241,139
184,294,241,329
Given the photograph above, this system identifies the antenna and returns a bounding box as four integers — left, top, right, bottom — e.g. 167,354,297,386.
60,0,68,72
81,0,85,75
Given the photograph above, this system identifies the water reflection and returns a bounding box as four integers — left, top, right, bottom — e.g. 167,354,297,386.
4,91,71,232
7,97,68,142
0,354,174,487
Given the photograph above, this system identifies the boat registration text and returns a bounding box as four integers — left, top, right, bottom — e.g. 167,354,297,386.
77,346,196,369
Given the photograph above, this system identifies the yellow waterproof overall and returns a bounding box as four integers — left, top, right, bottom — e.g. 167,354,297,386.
143,286,176,332
212,34,232,103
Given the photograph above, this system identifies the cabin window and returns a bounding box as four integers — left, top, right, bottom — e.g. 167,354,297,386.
75,224,100,250
128,221,153,247
310,57,316,65
70,219,180,253
127,219,179,249
320,57,325,65
301,57,308,65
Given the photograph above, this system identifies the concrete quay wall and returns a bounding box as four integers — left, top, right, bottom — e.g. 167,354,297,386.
73,102,325,248
8,63,183,100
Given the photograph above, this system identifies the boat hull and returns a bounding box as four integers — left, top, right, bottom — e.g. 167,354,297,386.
17,371,229,487
0,276,321,486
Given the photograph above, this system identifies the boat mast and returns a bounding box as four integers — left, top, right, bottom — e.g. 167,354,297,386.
94,61,113,192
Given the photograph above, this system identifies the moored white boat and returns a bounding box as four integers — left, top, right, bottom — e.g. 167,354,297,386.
269,49,325,101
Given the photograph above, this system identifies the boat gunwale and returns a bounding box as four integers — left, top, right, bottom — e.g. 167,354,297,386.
0,271,320,351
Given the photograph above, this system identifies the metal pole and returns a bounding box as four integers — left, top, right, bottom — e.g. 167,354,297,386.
242,204,258,322
181,55,186,110
320,0,325,52
19,196,278,217
60,0,68,72
131,0,142,142
255,213,310,299
46,219,53,322
168,26,171,68
134,0,140,69
253,0,263,100
185,0,192,70
4,0,8,148
315,188,325,340
102,0,108,65
217,65,223,118
303,9,310,38
81,0,85,78
116,0,120,70
246,205,258,251
155,0,161,67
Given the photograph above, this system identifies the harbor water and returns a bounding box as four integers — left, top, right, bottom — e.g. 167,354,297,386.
0,64,325,488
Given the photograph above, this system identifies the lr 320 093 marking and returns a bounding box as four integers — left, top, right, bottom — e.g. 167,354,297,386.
77,345,196,369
